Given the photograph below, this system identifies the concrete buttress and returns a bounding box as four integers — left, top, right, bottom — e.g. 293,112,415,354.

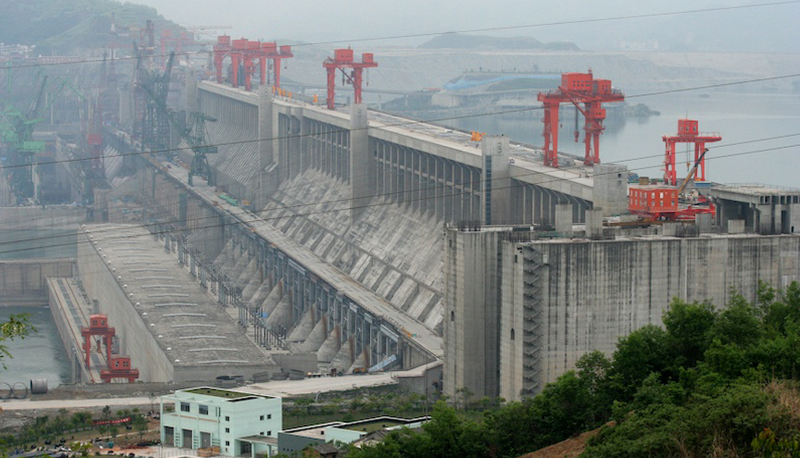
350,104,371,222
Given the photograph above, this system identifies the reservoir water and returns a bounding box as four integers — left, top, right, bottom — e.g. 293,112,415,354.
451,91,800,188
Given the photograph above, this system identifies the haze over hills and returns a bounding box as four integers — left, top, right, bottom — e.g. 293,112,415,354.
418,33,579,51
0,0,180,54
127,0,800,53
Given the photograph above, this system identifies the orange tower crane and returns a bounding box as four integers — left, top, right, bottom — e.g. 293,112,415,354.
537,71,624,167
662,119,721,186
323,49,378,110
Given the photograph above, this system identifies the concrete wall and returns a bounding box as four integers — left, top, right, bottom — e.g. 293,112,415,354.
591,164,628,216
445,227,800,402
0,259,73,305
77,231,175,382
481,136,511,225
47,280,83,384
443,229,501,399
502,234,800,400
0,206,85,229
499,241,525,401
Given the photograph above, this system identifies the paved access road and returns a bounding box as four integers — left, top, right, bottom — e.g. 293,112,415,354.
1,373,397,411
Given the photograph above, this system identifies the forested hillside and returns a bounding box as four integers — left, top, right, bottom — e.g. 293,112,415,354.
0,0,176,54
347,282,800,458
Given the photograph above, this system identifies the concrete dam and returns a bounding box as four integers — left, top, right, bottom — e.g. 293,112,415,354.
84,77,799,391
94,79,626,379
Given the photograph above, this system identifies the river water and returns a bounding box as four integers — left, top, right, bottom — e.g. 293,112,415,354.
451,91,800,188
0,305,71,389
0,228,76,388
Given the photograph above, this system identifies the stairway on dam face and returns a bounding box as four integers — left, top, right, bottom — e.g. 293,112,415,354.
258,169,445,333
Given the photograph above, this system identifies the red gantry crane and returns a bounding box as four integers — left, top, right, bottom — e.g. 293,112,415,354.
537,71,624,167
323,48,377,110
662,119,721,186
628,120,721,222
213,36,293,91
80,314,140,383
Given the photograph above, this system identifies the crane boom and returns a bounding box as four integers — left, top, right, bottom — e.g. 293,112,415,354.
677,148,709,196
139,53,217,186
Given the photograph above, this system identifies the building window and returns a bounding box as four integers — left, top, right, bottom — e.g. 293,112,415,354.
260,415,264,421
225,428,230,433
267,431,272,436
180,402,190,413
225,441,230,446
451,311,455,322
199,405,208,415
267,414,272,419
225,416,230,421
511,328,515,340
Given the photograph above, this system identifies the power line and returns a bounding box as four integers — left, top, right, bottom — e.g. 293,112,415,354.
1,1,797,71
0,72,798,174
12,128,800,229
0,141,795,258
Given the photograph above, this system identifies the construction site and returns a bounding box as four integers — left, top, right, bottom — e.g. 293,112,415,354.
0,18,798,399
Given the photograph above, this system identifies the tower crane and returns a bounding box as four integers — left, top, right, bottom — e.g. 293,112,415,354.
140,53,218,186
1,75,48,201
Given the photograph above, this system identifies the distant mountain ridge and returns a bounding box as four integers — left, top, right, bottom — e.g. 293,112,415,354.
0,0,179,54
419,33,579,51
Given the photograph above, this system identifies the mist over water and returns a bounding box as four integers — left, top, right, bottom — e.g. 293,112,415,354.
452,91,800,188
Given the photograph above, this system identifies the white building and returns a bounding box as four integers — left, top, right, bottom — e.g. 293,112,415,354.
160,387,282,456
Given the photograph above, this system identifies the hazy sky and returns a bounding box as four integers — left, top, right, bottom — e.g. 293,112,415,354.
133,0,800,51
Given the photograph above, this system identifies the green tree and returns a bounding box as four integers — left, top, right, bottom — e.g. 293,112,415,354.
662,299,716,371
713,293,763,345
71,411,92,431
422,401,486,458
0,314,33,368
608,325,671,401
454,386,473,410
134,415,149,442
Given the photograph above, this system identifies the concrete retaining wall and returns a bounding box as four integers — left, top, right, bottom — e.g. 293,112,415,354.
77,232,175,383
444,228,800,402
505,234,800,400
0,259,73,305
0,206,85,229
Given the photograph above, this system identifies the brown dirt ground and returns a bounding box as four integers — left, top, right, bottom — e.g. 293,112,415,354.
518,423,613,458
